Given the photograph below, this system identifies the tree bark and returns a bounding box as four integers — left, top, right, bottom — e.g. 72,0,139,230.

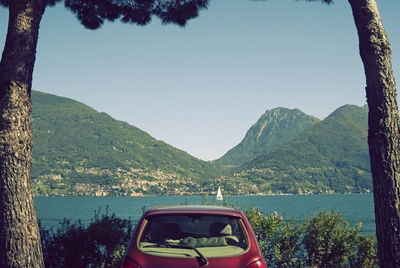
348,0,400,266
0,0,46,267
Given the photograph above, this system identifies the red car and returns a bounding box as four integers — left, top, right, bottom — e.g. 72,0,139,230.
121,205,267,268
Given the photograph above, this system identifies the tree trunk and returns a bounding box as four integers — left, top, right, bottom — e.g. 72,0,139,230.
348,0,400,266
0,0,46,267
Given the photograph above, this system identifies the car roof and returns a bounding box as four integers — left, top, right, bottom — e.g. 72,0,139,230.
143,205,244,218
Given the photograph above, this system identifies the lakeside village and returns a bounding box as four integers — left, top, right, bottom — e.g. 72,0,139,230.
31,166,355,197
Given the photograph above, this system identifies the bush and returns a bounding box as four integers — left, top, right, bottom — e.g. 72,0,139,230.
246,208,377,268
39,204,376,268
303,210,377,267
39,207,134,268
246,208,304,267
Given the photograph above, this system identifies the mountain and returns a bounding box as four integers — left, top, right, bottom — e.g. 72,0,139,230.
31,90,372,196
215,108,320,168
31,91,220,196
219,105,371,194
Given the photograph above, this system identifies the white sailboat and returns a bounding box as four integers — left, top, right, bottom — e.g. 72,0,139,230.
216,187,223,201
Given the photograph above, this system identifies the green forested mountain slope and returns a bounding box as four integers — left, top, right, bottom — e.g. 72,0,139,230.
31,91,220,196
215,108,320,168
248,105,369,169
222,105,371,194
31,90,371,196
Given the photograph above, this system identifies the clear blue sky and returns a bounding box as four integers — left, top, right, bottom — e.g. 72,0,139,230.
1,0,399,161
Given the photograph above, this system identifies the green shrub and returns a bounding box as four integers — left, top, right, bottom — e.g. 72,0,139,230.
303,210,377,267
246,208,304,267
245,208,377,268
39,207,134,268
39,204,377,268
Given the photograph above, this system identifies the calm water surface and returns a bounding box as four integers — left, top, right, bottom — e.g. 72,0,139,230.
35,193,375,234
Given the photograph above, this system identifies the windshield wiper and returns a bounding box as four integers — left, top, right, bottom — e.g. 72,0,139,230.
143,243,208,266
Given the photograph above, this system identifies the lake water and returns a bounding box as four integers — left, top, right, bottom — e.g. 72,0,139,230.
35,193,376,234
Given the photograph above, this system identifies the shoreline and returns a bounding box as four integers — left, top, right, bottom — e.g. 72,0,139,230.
34,192,373,198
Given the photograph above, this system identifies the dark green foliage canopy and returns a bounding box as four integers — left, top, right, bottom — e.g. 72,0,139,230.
40,207,134,267
0,0,208,28
246,207,377,267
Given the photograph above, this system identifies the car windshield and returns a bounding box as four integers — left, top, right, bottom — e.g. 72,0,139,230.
138,214,249,258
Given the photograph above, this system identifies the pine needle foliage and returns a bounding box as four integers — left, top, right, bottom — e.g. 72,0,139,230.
0,0,209,28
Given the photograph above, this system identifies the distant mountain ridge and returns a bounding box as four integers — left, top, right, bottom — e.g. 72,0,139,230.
220,104,371,194
246,105,369,171
215,108,320,168
31,91,220,196
31,90,371,196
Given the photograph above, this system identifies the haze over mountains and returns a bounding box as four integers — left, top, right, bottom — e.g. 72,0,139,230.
31,90,371,196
